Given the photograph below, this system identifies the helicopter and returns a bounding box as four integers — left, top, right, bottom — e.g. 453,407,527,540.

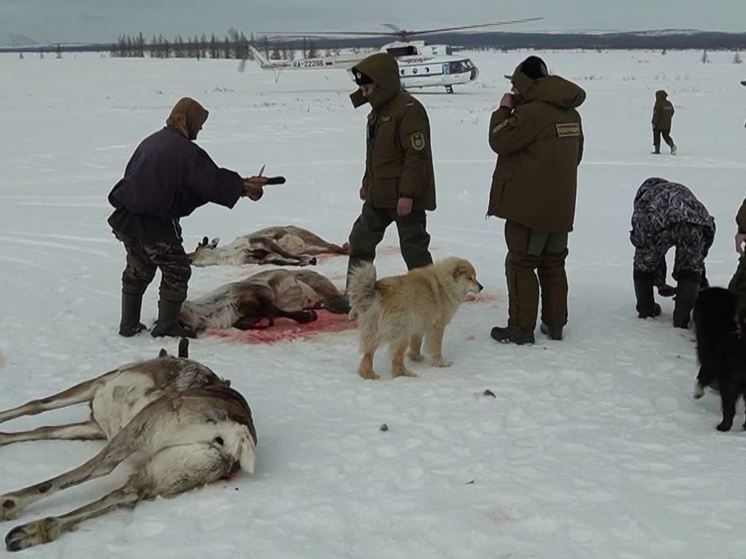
245,18,542,93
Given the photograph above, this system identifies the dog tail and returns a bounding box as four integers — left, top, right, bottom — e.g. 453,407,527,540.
348,262,378,315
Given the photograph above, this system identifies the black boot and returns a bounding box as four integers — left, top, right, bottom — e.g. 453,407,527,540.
119,293,147,337
633,272,661,318
540,322,563,340
490,325,535,345
673,275,700,329
151,299,196,338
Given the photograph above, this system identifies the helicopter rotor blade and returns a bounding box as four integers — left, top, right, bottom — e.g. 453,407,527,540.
402,17,544,37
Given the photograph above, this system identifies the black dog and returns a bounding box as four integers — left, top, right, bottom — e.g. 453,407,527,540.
692,287,746,431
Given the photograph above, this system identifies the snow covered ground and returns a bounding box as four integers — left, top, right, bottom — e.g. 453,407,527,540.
0,49,745,558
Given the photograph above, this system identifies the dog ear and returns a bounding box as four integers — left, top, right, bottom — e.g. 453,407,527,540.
199,236,209,247
209,238,220,249
452,264,467,279
158,348,168,358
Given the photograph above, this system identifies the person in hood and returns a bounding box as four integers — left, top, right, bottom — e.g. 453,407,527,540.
630,178,713,328
341,52,436,294
488,56,585,345
651,89,676,155
727,199,746,317
108,97,269,338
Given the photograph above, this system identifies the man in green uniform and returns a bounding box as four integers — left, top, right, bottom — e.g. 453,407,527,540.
729,199,746,317
342,52,436,290
652,90,676,155
487,56,586,345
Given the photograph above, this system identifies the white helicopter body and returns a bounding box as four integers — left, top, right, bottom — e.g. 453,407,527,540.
250,40,477,93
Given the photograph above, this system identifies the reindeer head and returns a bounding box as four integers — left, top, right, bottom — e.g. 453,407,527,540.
188,236,221,266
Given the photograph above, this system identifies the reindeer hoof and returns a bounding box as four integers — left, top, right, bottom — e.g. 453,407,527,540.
0,496,21,522
5,518,60,551
297,310,318,323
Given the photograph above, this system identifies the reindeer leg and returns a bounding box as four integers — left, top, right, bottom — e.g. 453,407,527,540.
271,306,318,324
261,240,316,267
0,421,141,520
0,373,113,424
0,420,104,447
4,477,143,552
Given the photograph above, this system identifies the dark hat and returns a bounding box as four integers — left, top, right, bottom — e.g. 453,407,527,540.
505,56,549,80
519,56,548,79
353,69,374,86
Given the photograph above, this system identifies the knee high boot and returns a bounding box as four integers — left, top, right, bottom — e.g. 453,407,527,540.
633,272,661,318
119,293,147,337
673,275,700,329
151,299,196,338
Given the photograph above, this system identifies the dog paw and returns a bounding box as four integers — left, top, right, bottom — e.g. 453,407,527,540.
358,369,380,380
5,518,60,551
432,357,453,368
392,367,417,378
407,352,424,362
0,496,21,522
716,422,733,432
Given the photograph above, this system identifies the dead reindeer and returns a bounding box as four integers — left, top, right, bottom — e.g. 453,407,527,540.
188,225,348,267
0,339,257,552
180,268,350,331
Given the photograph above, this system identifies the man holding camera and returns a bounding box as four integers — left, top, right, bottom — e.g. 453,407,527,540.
487,56,586,345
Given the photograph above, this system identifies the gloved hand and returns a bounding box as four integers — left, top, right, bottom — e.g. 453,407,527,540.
657,284,676,297
397,197,413,217
243,176,267,200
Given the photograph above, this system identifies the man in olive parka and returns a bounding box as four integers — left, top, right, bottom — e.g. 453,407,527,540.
652,89,676,155
343,52,436,288
488,56,585,345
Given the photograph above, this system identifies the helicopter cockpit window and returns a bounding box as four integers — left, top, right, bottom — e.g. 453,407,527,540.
449,61,467,73
386,46,418,57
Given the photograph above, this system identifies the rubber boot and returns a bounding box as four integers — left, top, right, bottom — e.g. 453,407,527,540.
634,272,661,318
672,275,700,329
118,293,147,337
151,299,196,338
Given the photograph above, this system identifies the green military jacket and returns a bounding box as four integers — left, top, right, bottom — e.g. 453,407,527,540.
350,53,436,211
652,90,675,130
737,199,746,233
487,67,585,233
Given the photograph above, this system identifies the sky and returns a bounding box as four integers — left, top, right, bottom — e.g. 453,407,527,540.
1,0,745,45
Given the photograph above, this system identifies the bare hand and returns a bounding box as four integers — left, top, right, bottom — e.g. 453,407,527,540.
397,197,413,217
735,232,746,255
499,93,515,109
359,185,366,201
243,176,267,201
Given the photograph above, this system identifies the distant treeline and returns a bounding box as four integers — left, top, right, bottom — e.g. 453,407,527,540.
3,29,746,56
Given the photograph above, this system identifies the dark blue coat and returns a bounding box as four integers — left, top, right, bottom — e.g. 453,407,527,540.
108,127,244,242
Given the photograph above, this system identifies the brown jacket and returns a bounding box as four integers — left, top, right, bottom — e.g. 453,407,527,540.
350,53,436,211
652,90,675,130
487,67,585,233
737,199,746,233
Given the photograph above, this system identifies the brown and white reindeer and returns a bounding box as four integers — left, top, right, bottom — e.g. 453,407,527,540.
180,268,350,331
0,339,257,552
188,225,349,267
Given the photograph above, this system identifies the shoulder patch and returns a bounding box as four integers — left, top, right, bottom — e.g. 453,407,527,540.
410,131,426,151
555,123,580,138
